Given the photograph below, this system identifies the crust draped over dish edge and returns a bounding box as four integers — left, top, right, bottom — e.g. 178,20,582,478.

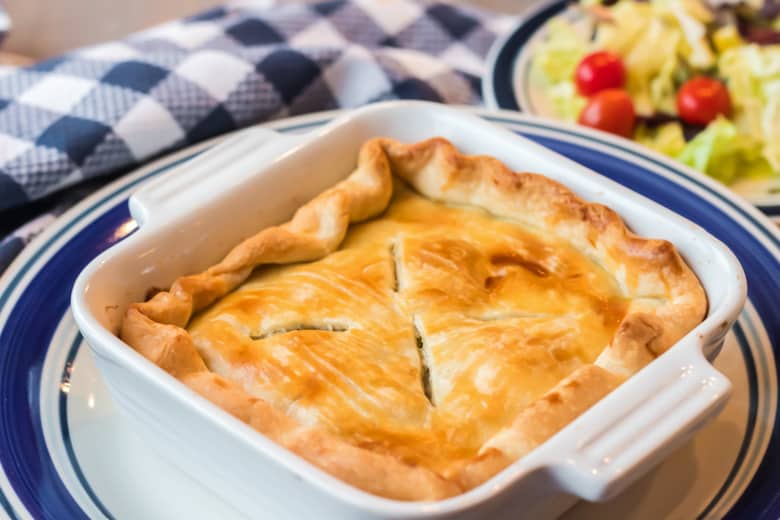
119,137,707,501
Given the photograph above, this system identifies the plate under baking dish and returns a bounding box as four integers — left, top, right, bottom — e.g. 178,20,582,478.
71,101,745,519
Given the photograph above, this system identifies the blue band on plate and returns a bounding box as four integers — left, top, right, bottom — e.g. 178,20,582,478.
59,334,116,520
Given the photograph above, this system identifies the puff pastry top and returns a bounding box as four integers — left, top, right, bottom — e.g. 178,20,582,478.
120,137,707,501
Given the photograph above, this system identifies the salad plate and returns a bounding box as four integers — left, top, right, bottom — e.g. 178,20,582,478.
0,108,779,519
483,0,780,222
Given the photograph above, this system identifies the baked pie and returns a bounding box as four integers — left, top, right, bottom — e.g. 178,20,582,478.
120,137,707,501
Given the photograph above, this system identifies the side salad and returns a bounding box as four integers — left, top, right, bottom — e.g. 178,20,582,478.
531,0,780,186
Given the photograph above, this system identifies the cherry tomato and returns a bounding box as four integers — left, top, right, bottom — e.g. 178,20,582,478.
578,89,636,138
575,51,626,96
676,76,731,125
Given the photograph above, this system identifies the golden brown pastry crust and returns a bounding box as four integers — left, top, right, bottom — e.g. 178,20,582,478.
119,137,707,501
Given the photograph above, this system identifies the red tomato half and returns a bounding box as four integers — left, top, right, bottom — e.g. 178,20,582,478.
578,89,636,138
676,77,731,125
575,51,626,96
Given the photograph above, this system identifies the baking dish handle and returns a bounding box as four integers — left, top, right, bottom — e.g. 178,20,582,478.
549,344,732,502
129,127,300,227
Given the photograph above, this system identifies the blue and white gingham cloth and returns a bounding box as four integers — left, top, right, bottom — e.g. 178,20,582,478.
0,0,514,274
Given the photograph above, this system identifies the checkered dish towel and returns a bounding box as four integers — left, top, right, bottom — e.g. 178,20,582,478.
0,0,514,273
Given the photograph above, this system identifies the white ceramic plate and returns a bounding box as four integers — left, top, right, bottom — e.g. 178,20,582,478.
1,109,779,519
482,0,780,222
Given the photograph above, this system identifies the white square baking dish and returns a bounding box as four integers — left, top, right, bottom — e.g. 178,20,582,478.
71,101,746,519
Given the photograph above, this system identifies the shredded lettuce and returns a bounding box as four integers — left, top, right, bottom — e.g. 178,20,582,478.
592,1,702,114
549,82,588,121
635,122,687,157
712,25,743,53
676,117,774,183
530,18,589,120
593,2,653,57
648,49,681,114
665,0,715,68
531,0,780,184
533,0,717,117
718,44,780,172
532,18,589,85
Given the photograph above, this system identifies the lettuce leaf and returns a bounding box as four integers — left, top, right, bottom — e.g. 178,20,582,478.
549,82,588,121
676,117,774,183
718,44,780,172
662,0,715,68
530,18,589,120
532,18,589,85
635,122,687,157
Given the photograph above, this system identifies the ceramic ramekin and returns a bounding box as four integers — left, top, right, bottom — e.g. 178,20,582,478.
71,101,746,519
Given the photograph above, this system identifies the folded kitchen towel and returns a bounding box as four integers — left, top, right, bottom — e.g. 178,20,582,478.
0,0,514,274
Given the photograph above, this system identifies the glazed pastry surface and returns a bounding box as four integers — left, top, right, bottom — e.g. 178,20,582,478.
120,137,707,500
188,182,628,473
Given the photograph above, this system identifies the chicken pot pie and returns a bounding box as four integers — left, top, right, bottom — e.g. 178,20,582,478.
120,137,707,501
